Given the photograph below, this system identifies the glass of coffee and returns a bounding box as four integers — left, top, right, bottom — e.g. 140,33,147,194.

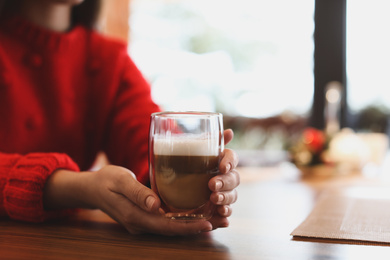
149,112,224,220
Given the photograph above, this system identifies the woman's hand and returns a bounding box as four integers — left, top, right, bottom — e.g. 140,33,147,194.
91,165,223,235
208,129,240,229
44,166,213,235
43,129,239,235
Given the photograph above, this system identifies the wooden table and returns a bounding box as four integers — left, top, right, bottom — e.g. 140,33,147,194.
2,165,390,259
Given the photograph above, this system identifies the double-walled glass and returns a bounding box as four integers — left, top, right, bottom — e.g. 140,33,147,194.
149,112,224,220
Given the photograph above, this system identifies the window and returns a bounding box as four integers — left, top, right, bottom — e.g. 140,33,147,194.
129,0,314,119
347,0,390,111
347,0,390,133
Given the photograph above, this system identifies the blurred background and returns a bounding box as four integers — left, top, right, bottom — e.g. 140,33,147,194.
98,0,390,167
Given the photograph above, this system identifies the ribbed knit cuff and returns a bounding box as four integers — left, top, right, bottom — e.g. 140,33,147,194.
3,153,80,222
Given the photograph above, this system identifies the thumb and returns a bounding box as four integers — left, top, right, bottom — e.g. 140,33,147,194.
115,168,161,212
224,129,234,145
128,180,161,212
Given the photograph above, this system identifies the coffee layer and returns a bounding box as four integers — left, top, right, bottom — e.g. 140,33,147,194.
154,154,219,210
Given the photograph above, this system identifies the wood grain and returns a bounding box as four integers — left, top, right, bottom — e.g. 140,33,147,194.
2,166,390,259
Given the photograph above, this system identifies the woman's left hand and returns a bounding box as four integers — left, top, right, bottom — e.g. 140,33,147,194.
208,129,240,229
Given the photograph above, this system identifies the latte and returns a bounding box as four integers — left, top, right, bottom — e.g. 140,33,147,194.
153,138,219,210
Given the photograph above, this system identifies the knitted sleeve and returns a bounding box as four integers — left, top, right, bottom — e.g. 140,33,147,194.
0,152,80,222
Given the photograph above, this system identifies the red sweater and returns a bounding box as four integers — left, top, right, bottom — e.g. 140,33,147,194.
0,16,160,222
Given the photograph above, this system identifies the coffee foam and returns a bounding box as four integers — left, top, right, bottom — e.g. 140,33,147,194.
153,136,219,156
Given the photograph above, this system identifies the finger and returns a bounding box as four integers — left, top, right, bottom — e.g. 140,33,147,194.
216,205,232,217
209,169,240,192
150,218,213,236
102,191,213,236
128,210,213,236
210,189,238,205
223,129,234,145
208,215,229,230
219,149,239,174
111,167,161,212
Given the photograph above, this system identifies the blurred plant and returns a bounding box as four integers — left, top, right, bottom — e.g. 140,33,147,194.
223,114,307,151
289,127,329,166
356,105,389,133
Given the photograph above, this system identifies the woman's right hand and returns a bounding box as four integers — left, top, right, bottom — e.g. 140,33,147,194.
89,165,214,235
45,165,213,235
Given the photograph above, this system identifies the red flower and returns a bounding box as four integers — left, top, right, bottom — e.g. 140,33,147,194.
302,127,325,153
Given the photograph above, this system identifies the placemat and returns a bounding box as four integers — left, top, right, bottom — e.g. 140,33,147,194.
291,186,390,243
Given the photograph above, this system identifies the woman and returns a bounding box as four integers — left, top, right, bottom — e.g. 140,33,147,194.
0,0,239,235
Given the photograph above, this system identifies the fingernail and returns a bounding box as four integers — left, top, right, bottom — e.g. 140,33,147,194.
217,194,224,203
201,226,212,232
146,196,156,210
225,163,231,173
215,181,223,190
222,206,228,215
221,221,229,228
